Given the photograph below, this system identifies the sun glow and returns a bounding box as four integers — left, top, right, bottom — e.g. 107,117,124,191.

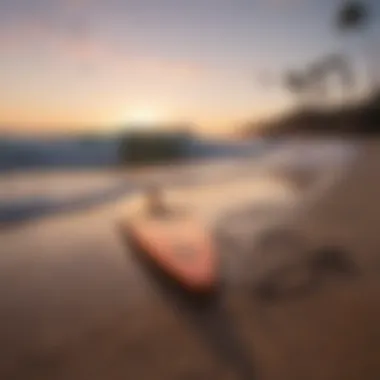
126,108,163,126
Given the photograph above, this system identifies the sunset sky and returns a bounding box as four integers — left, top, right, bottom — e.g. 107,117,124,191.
0,0,378,135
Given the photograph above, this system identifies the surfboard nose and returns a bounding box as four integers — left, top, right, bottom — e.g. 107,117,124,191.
123,215,218,294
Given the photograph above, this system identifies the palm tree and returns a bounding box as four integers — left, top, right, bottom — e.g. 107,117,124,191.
335,1,375,92
336,1,369,32
284,70,312,107
310,54,354,106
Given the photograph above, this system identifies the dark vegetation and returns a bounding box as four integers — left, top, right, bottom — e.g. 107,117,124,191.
118,131,190,166
248,90,380,137
246,1,378,138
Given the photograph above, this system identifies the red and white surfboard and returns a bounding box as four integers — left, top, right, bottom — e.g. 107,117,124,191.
124,214,218,293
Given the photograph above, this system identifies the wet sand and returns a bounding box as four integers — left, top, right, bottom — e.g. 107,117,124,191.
1,140,380,380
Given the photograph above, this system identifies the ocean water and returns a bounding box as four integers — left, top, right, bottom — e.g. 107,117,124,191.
0,135,260,171
0,138,359,224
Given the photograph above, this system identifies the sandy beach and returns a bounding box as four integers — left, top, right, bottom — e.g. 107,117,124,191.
0,139,379,380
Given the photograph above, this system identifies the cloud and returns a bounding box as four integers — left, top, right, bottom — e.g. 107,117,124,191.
58,35,108,62
0,0,95,46
0,0,210,84
0,20,206,85
124,57,207,80
0,20,47,49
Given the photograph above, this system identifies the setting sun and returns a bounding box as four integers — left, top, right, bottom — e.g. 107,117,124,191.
126,108,163,126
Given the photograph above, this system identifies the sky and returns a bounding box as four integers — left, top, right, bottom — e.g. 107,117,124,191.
0,0,378,135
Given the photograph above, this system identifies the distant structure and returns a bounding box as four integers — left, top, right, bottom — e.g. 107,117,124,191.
118,125,193,166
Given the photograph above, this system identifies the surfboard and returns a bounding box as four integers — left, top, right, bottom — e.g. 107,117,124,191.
122,212,218,293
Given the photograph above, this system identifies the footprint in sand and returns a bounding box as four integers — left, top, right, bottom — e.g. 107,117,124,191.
251,229,359,302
